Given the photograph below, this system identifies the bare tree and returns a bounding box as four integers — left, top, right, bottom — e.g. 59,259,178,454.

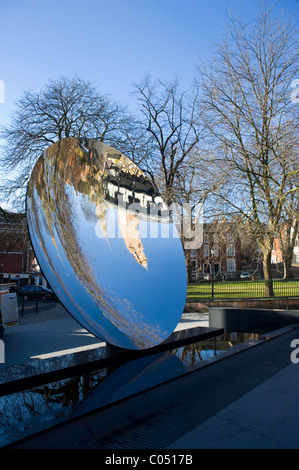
197,2,299,295
276,173,299,278
172,153,214,281
134,75,210,282
0,75,133,210
134,75,205,206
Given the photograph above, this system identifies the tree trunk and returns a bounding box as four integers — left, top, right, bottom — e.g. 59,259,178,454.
279,223,298,279
283,256,293,279
184,247,193,283
263,249,274,297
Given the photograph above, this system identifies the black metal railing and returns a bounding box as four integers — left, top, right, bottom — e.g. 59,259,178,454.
187,277,299,301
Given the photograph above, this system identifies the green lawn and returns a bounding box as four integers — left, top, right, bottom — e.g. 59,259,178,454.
187,279,299,301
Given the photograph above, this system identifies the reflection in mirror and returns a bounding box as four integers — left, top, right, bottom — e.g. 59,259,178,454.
26,138,187,350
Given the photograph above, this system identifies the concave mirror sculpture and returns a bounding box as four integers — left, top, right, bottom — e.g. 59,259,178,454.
26,138,187,350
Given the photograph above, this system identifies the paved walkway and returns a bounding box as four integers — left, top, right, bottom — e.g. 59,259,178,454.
2,307,103,365
1,302,209,365
167,361,299,449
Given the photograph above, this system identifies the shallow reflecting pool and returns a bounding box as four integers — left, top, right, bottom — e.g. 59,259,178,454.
0,331,270,447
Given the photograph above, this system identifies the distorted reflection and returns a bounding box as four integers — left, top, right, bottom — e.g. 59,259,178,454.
26,138,187,349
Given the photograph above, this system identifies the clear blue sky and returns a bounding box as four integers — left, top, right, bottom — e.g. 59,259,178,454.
0,0,298,127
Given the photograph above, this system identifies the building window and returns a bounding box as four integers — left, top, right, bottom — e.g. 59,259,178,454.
214,234,218,243
204,233,209,244
227,259,236,272
227,233,234,242
204,245,209,257
213,245,219,257
227,243,235,256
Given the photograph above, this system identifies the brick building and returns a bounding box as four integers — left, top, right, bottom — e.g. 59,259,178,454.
0,207,35,283
190,222,242,280
271,228,299,265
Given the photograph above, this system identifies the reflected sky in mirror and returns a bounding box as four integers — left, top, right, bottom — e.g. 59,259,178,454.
26,138,187,349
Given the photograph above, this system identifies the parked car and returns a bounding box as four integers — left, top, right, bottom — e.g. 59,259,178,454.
19,285,55,301
9,284,19,293
240,271,251,280
203,273,213,280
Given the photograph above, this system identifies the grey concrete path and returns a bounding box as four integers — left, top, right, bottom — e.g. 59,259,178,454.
167,362,299,449
1,302,209,365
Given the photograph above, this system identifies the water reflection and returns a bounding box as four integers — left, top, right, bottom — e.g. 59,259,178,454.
26,138,187,350
0,369,108,447
0,331,268,447
174,332,262,366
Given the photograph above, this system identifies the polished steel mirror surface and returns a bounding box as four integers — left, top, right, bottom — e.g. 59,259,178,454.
26,138,187,349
